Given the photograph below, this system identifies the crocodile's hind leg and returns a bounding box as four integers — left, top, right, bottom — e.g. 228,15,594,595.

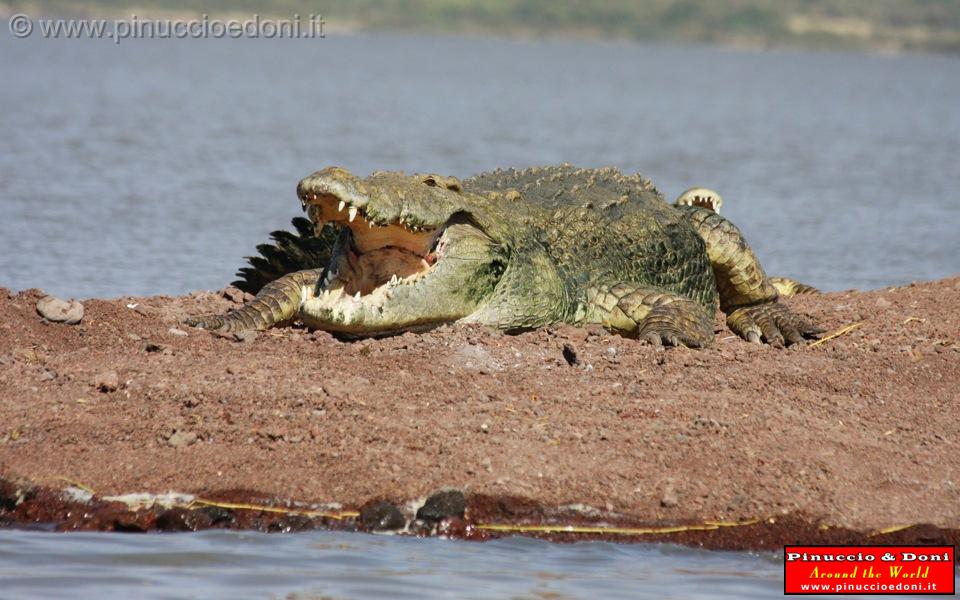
677,206,822,346
185,268,322,332
587,284,714,347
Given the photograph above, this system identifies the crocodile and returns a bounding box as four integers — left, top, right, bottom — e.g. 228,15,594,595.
186,165,821,347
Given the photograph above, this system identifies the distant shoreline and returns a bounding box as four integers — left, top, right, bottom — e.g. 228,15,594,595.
3,1,959,56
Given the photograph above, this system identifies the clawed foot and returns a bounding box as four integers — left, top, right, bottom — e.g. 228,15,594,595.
727,302,822,347
636,303,715,348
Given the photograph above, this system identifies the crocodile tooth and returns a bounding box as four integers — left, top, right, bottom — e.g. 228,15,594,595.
338,201,346,212
354,291,361,301
368,221,374,228
390,274,399,285
348,207,358,222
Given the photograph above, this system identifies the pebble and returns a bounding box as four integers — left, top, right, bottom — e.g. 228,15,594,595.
360,501,406,531
36,296,84,324
233,331,258,344
221,287,252,304
660,483,679,508
416,489,466,522
132,305,155,317
875,297,892,308
94,371,119,392
451,344,502,372
168,328,189,337
561,343,578,366
155,507,212,532
167,430,198,448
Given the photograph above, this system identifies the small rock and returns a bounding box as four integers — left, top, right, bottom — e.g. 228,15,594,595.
199,506,235,526
552,324,588,342
268,515,316,533
221,287,252,304
94,370,119,392
39,370,56,382
155,507,213,532
660,483,679,508
561,343,578,366
585,324,606,337
126,333,142,341
416,489,466,522
436,517,467,538
167,430,198,448
168,327,189,337
450,344,502,372
606,347,617,357
875,297,892,308
132,305,156,317
360,501,406,531
233,331,258,344
36,296,84,324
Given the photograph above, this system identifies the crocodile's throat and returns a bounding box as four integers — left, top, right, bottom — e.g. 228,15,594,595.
302,193,444,312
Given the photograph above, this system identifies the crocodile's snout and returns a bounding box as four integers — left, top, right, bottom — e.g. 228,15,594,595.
297,167,368,211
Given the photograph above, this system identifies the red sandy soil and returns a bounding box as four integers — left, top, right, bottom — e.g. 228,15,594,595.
1,278,958,541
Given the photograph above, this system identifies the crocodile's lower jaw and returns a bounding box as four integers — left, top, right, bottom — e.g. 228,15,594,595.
311,245,436,312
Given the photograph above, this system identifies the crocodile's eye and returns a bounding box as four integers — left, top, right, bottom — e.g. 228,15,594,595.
422,175,461,192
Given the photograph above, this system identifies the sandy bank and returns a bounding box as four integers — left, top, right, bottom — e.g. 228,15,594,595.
1,278,958,546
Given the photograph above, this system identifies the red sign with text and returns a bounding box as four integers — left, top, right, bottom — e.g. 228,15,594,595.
784,545,955,595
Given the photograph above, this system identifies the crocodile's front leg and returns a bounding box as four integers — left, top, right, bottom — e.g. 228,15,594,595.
586,284,714,347
677,206,822,346
185,268,322,332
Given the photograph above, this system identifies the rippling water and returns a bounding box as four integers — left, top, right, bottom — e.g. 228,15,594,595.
1,33,958,298
0,530,804,599
2,529,954,599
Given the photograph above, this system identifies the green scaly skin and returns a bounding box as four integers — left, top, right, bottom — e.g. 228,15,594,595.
186,165,822,347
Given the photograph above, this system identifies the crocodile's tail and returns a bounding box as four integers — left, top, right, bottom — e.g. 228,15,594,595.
232,216,336,295
769,277,821,297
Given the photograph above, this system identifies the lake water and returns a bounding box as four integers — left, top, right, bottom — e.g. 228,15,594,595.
1,29,959,599
1,33,959,298
1,528,949,600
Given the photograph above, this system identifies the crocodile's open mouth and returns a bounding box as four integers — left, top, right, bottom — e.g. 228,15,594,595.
299,191,445,312
294,170,502,334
